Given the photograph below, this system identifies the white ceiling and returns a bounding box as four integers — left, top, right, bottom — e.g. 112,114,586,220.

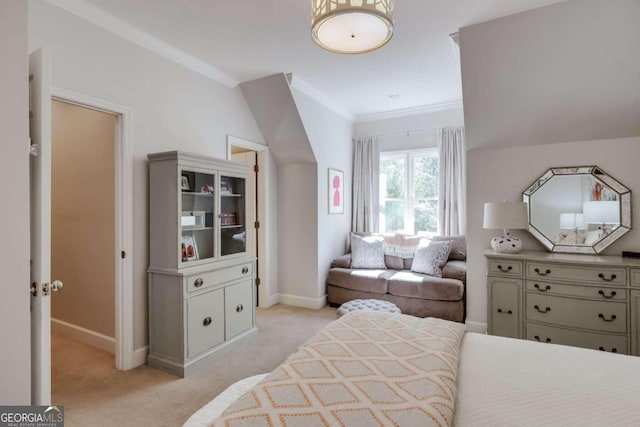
79,0,566,121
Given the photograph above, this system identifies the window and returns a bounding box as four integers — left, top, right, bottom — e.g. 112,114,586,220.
380,149,439,234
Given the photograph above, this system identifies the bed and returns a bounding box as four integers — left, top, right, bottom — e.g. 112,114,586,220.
185,311,640,427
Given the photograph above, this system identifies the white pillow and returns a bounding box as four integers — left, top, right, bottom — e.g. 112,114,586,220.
350,233,386,269
411,240,453,277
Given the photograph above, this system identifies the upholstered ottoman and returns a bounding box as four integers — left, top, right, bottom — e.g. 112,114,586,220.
336,299,401,318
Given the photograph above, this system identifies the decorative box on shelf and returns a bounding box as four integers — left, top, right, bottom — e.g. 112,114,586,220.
181,211,206,229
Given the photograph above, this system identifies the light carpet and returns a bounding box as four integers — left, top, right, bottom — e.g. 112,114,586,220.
52,304,336,426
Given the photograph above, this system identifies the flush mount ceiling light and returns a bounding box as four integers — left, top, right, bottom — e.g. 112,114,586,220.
311,0,394,54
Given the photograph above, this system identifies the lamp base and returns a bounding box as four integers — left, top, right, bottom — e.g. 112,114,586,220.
491,232,522,254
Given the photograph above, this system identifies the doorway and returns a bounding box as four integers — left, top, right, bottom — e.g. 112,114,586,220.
50,99,117,356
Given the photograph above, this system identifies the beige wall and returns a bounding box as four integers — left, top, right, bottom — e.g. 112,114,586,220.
51,100,116,338
0,0,30,404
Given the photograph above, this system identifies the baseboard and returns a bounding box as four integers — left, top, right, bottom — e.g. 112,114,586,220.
260,293,280,308
132,346,149,368
465,321,487,334
51,318,115,354
277,293,327,310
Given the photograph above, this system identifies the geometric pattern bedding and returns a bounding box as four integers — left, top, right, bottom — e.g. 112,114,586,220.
211,311,466,427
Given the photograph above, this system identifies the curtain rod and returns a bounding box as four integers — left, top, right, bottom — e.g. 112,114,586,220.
376,127,440,139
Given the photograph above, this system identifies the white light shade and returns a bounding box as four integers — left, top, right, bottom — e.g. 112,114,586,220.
483,202,529,230
583,201,619,224
311,0,394,54
559,213,586,230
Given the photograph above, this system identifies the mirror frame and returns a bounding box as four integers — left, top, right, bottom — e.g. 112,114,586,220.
522,166,632,254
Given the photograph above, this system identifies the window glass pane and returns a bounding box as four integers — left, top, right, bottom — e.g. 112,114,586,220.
381,200,405,233
413,155,438,199
414,199,438,234
381,157,405,198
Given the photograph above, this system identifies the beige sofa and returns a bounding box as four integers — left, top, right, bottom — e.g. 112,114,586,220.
327,235,466,322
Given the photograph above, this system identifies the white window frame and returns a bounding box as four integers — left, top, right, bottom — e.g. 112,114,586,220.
380,148,439,235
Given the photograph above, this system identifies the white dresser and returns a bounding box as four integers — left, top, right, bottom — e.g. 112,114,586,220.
487,250,640,355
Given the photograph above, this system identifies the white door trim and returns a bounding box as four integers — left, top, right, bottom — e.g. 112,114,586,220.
227,135,274,308
51,87,135,370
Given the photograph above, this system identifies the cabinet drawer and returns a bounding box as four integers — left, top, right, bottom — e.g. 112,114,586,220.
527,293,627,333
526,280,626,301
526,322,628,354
187,289,224,358
631,268,640,288
488,260,523,276
526,262,626,285
187,262,253,292
225,280,254,340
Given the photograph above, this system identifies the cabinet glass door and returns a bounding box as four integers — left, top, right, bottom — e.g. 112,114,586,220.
180,170,215,264
220,175,246,256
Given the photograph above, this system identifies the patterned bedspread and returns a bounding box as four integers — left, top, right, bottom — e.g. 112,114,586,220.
211,310,466,427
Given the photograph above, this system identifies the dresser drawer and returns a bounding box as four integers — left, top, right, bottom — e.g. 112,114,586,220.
187,262,253,292
526,293,627,333
526,323,628,354
225,280,254,340
526,262,626,285
526,280,627,301
631,268,640,288
488,260,523,276
187,288,224,358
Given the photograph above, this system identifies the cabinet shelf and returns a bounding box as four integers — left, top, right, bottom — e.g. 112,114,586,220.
221,225,244,229
182,226,213,231
181,192,215,197
221,193,243,197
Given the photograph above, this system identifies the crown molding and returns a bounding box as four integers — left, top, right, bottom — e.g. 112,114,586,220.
287,74,355,123
354,100,464,123
45,0,238,88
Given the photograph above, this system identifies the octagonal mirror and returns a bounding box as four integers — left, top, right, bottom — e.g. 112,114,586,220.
522,166,631,254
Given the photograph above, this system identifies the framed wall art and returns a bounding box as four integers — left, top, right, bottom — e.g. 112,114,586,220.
328,168,344,214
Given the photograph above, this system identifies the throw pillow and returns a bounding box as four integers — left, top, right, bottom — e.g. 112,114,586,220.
350,233,386,269
411,240,453,277
432,235,466,261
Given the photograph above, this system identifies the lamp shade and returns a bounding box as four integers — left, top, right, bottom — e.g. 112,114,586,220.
583,201,619,224
311,0,394,54
483,202,529,230
560,213,586,230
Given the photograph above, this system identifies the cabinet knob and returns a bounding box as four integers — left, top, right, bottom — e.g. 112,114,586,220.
598,273,617,282
534,335,551,343
534,268,552,276
534,284,551,292
598,290,617,299
236,304,244,313
533,305,551,314
497,308,513,315
194,278,204,288
497,265,512,273
598,346,618,353
203,316,212,326
242,266,249,274
598,313,617,322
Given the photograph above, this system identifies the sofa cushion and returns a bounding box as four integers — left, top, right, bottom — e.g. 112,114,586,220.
327,268,395,294
384,255,404,270
350,233,386,269
411,240,452,277
387,271,464,301
432,235,466,261
331,254,352,268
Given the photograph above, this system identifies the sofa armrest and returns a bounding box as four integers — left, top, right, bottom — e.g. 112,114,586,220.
331,254,352,268
442,260,466,282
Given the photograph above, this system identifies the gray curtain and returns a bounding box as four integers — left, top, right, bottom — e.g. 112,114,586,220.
438,128,466,235
352,137,379,232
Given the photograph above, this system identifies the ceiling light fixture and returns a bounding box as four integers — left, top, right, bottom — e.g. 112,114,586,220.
311,0,394,54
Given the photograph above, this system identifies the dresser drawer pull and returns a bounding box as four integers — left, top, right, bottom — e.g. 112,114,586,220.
497,308,513,315
203,317,212,326
534,268,552,276
534,284,551,292
236,304,244,313
194,278,204,288
598,273,617,282
242,266,249,274
598,313,617,322
533,305,551,313
534,335,551,343
497,265,513,273
598,346,618,353
598,290,617,299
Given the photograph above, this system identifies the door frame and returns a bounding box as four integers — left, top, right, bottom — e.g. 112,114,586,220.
51,87,135,370
227,135,275,307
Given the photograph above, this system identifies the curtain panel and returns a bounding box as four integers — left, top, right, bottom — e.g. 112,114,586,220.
352,137,379,233
438,128,466,235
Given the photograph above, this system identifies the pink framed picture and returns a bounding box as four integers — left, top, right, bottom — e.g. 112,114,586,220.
328,168,344,214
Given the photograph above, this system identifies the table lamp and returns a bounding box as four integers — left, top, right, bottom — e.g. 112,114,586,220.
483,201,529,253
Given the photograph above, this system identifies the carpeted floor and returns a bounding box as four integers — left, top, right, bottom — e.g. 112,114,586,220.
52,304,336,426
